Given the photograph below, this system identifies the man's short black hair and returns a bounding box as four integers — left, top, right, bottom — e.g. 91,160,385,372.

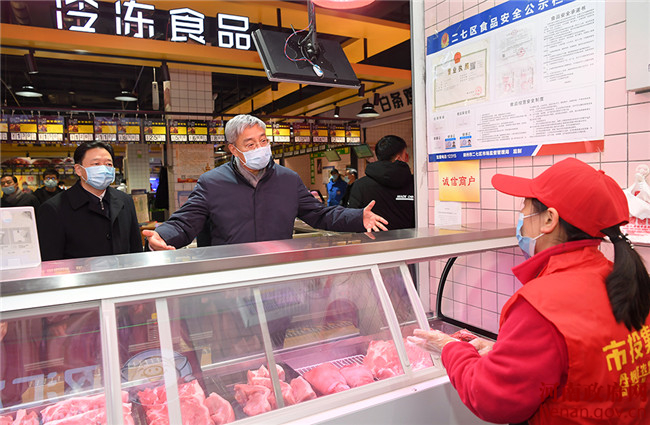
375,135,407,161
1,174,18,183
74,141,115,164
43,168,59,179
331,168,339,175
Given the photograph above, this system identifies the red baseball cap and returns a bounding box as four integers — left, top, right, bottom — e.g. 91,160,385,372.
491,158,629,237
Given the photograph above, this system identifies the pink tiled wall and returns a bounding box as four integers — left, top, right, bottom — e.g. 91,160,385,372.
424,0,650,334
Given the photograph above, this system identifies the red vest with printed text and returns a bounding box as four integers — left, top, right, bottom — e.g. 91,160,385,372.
501,245,650,425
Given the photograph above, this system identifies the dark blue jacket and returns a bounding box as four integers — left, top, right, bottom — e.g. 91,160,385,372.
156,159,364,247
326,177,347,206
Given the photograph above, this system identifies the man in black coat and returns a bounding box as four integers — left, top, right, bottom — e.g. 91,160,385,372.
1,174,40,209
33,168,64,205
348,135,415,230
37,141,143,261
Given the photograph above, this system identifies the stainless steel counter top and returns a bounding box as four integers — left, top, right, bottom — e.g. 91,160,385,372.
0,224,516,298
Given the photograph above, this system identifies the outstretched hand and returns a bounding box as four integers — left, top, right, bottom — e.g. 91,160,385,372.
362,200,389,232
142,230,175,251
407,329,459,355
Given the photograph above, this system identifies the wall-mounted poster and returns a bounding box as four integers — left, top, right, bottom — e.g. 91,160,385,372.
118,118,141,143
426,0,605,162
94,117,117,142
37,116,64,143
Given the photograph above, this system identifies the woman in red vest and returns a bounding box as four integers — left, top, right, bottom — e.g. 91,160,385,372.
411,158,650,424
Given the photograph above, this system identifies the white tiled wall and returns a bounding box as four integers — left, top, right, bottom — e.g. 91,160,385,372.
166,68,214,212
424,0,650,334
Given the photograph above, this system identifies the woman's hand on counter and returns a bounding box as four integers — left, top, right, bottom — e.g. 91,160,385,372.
408,329,459,355
362,200,389,232
143,230,176,251
469,336,495,356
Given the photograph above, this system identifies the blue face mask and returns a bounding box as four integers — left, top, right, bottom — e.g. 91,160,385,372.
82,165,115,190
2,186,16,196
236,145,272,170
516,211,544,259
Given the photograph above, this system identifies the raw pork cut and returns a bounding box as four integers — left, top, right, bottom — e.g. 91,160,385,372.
233,384,272,416
137,380,213,425
0,416,12,425
290,377,317,402
339,364,374,388
363,340,403,379
246,364,285,383
204,392,235,425
40,391,129,422
303,363,350,395
44,403,135,425
364,339,433,379
450,329,478,342
13,410,39,425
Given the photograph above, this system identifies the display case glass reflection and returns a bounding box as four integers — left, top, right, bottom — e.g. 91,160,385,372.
0,307,105,423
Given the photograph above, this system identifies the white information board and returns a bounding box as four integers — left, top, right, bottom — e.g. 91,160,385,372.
0,206,41,270
426,0,604,162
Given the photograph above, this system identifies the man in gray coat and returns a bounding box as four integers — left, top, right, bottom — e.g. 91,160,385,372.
144,114,387,250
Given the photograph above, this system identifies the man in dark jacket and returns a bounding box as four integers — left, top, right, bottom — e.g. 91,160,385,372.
33,168,64,205
144,114,388,250
348,135,415,230
37,141,143,261
1,174,40,209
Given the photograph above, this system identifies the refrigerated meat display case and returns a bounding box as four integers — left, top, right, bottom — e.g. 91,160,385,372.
0,224,515,425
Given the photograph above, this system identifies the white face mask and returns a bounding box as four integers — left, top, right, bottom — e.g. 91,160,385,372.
235,145,272,170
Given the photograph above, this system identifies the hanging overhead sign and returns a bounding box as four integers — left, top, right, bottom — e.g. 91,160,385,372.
144,119,166,143
94,117,117,142
68,118,94,142
118,118,141,143
187,121,208,143
37,116,65,143
208,120,226,143
426,0,605,162
8,116,37,142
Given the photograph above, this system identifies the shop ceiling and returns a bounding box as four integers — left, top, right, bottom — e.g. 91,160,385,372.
0,0,411,121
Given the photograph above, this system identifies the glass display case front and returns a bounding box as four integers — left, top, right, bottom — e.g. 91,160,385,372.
0,265,434,424
1,226,515,424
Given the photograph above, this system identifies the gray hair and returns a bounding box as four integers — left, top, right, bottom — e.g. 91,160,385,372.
225,114,266,145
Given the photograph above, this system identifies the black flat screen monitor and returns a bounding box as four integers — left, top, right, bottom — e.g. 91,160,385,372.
352,144,374,159
324,150,341,161
252,29,360,88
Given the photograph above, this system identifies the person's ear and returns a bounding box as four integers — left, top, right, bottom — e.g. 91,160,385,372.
540,207,560,234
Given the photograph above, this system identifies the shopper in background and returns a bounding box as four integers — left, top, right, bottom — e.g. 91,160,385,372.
326,168,347,206
144,114,388,250
348,135,414,230
340,168,357,207
33,168,64,205
410,158,650,425
0,174,40,209
37,141,142,261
